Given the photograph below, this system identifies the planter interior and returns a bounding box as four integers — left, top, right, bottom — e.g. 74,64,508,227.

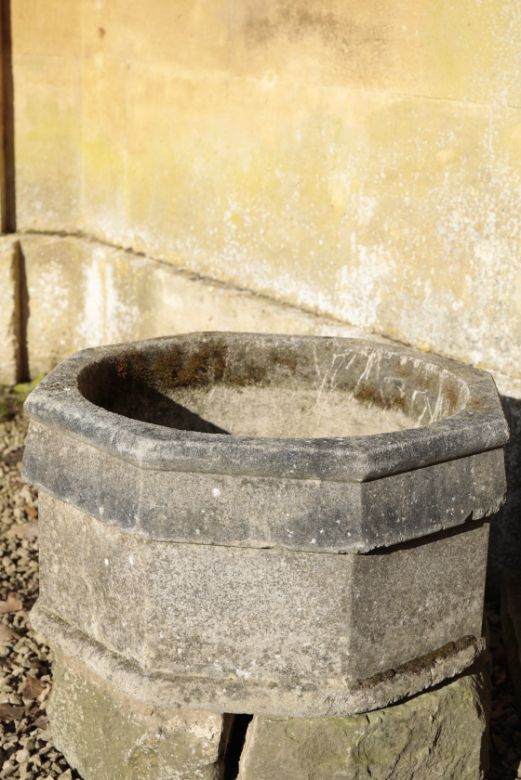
78,336,467,438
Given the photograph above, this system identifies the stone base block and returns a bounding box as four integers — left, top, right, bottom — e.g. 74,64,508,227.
237,669,488,780
49,651,227,780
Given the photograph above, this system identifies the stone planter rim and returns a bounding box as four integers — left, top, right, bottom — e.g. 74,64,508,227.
24,332,508,483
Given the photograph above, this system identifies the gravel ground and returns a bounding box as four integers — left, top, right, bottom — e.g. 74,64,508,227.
0,399,520,779
0,399,80,779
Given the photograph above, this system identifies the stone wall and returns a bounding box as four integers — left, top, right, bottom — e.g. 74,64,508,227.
0,232,371,382
1,1,521,583
8,0,521,377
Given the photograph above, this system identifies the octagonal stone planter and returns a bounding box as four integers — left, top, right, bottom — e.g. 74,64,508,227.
24,332,508,718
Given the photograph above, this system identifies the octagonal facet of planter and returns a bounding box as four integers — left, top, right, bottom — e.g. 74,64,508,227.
24,333,508,717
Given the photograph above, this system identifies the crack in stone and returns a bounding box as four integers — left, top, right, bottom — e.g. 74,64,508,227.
14,241,29,382
220,714,253,780
0,0,15,233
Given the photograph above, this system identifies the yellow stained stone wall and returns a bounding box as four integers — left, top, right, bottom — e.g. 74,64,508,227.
10,0,521,377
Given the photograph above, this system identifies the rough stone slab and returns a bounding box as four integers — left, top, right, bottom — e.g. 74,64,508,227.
32,492,487,717
49,650,225,780
0,238,20,385
237,669,489,780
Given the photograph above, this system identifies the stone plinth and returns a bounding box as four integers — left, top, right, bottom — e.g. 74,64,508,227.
237,667,489,780
49,650,488,780
49,651,227,780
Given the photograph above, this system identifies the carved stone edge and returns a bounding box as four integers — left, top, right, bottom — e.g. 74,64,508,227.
31,602,485,719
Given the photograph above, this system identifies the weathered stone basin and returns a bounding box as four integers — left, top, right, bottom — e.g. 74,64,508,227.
23,332,508,718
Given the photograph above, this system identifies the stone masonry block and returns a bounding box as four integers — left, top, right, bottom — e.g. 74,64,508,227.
237,668,489,780
49,650,226,780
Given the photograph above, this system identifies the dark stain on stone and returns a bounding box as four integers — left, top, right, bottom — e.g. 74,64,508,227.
356,635,478,690
467,396,486,411
244,3,347,48
240,2,387,60
227,346,298,388
268,346,299,373
442,380,460,413
169,341,228,388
